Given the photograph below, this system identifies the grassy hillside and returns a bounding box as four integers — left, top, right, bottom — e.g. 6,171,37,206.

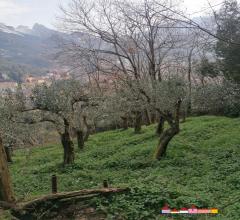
8,116,240,219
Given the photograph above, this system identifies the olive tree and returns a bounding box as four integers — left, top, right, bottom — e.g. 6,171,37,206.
99,82,147,132
60,0,191,159
0,88,40,203
15,80,91,165
0,98,15,202
192,80,240,116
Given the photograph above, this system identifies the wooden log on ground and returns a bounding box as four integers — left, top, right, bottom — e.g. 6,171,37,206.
22,188,129,209
11,187,129,219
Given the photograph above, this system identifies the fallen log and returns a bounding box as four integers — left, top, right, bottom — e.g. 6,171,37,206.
22,187,129,209
11,187,129,219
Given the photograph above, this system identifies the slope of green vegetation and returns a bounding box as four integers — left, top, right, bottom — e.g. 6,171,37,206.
9,116,240,219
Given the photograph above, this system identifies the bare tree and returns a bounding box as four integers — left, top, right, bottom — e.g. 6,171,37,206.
12,80,91,165
59,0,191,159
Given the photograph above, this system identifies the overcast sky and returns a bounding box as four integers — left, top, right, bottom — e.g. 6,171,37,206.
0,0,225,29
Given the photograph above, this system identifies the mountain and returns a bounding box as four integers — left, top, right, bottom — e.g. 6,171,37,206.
16,25,32,35
0,23,24,36
0,23,66,81
0,23,62,67
31,23,59,38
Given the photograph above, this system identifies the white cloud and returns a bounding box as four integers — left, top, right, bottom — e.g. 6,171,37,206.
0,0,29,18
183,0,224,14
0,0,62,27
0,0,31,27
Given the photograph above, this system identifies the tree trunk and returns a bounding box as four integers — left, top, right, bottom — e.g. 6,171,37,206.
155,99,182,160
156,116,165,136
4,147,12,163
61,119,75,165
155,125,179,160
144,110,151,125
76,130,84,150
121,117,128,130
83,116,90,142
134,111,142,133
0,138,15,202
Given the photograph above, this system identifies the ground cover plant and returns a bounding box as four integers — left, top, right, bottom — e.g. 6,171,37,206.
4,116,240,220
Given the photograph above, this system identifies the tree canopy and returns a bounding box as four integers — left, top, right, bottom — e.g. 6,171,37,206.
216,0,240,83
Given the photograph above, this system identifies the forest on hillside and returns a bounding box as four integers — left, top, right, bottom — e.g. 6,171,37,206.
0,58,48,82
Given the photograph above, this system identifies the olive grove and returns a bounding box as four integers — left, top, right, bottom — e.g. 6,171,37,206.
59,0,200,159
1,0,240,208
9,80,94,165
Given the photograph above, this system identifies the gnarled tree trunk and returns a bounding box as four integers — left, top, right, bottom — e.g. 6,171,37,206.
83,116,90,142
155,124,179,160
156,116,165,136
0,138,15,203
134,111,142,133
155,99,182,160
61,133,74,165
61,119,75,165
76,130,84,150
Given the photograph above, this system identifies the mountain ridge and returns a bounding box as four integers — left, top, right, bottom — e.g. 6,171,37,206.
0,23,65,81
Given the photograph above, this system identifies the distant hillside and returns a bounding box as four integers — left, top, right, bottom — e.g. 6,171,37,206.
0,23,67,81
0,59,48,83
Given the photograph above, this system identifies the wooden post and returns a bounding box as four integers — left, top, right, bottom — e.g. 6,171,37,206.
103,180,108,188
51,175,57,194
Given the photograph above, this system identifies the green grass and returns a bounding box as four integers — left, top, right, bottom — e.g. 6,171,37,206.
9,116,240,219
